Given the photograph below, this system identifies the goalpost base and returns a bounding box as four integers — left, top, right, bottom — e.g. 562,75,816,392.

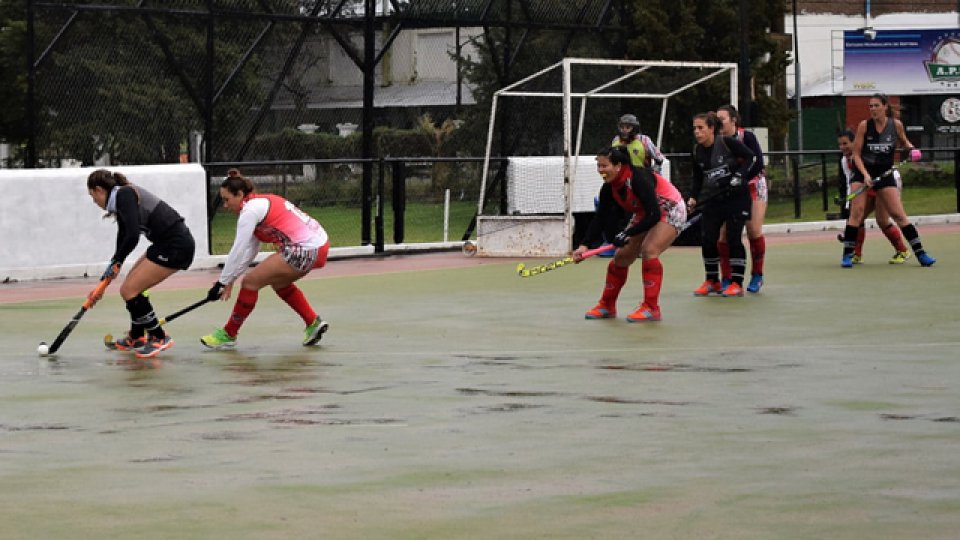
476,216,569,257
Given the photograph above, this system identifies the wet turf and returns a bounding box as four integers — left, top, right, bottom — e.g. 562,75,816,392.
1,228,959,539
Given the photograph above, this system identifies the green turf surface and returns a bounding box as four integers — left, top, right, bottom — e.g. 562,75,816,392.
1,230,958,539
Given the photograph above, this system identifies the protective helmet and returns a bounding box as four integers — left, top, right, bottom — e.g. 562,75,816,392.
617,114,640,140
618,114,640,130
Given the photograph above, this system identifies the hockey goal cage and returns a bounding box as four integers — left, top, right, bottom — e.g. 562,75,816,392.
474,58,738,257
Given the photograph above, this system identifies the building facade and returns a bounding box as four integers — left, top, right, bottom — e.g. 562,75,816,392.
786,1,960,150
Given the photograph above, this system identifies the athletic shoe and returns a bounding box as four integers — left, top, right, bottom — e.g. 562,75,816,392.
721,282,744,297
746,274,764,294
918,253,937,267
135,335,174,359
303,317,329,346
200,327,237,350
852,254,863,264
841,254,853,268
626,304,661,323
888,251,910,264
106,333,147,352
693,280,722,297
585,303,616,319
720,278,732,290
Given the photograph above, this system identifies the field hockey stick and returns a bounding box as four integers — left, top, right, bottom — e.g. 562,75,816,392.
39,270,117,356
845,166,897,202
679,213,703,233
102,297,210,348
516,244,613,278
676,185,733,234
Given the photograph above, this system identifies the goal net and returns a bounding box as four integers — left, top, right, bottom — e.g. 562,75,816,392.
475,58,738,257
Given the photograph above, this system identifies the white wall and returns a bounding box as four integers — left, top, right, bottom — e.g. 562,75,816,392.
0,164,210,281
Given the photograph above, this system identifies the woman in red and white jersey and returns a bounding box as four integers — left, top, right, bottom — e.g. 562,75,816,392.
573,146,686,323
201,169,330,349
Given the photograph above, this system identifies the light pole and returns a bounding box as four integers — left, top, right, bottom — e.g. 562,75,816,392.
792,0,802,152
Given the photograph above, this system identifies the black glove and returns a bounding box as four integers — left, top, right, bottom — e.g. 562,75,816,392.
100,261,120,280
612,230,630,248
207,281,225,302
729,173,743,187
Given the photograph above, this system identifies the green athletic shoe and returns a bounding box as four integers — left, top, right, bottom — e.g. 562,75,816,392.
200,327,236,350
888,250,910,264
303,317,329,346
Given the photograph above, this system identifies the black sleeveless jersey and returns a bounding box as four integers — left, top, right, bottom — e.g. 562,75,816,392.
692,136,742,200
861,118,896,176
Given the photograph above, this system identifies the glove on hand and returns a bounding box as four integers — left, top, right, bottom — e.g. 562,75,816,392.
612,230,630,248
909,148,922,162
729,173,743,187
100,261,120,281
207,282,225,302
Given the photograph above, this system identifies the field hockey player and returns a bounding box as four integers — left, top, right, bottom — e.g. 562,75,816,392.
575,146,686,323
688,112,757,298
841,93,935,268
87,169,196,359
200,169,330,350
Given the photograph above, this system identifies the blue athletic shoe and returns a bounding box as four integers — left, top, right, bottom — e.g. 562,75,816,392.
841,255,853,268
746,274,764,293
918,253,936,267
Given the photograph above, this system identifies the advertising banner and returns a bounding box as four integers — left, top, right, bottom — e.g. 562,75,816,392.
932,96,960,133
844,29,960,94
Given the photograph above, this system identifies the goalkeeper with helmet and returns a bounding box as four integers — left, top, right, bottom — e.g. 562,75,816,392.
613,114,665,171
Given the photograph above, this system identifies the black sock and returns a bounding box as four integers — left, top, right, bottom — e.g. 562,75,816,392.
125,294,147,338
899,224,926,256
842,225,859,257
128,293,164,340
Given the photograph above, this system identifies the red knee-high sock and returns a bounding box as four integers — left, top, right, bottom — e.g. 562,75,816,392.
641,258,663,310
276,284,317,325
224,288,259,337
749,236,766,275
600,260,628,306
717,240,731,281
855,226,866,257
882,223,907,252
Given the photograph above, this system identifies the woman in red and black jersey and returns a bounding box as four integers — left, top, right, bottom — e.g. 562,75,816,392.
574,146,686,323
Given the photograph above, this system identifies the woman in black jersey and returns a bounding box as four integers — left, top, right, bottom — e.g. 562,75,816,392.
716,104,768,293
86,169,196,359
842,93,935,268
688,112,756,298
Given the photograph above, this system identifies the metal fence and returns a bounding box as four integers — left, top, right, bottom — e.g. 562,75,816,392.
205,147,960,254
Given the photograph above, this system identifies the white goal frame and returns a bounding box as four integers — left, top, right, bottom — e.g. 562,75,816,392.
476,57,738,256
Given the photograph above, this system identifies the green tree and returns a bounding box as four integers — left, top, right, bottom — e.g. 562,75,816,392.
0,0,28,154
456,0,788,159
457,25,618,158
2,3,266,166
624,0,790,151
